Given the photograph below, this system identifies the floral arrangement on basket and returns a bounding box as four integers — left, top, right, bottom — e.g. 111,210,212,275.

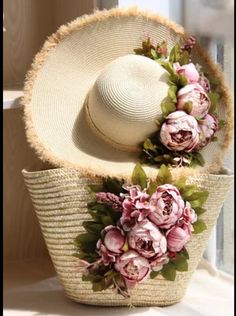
134,36,225,168
73,164,209,298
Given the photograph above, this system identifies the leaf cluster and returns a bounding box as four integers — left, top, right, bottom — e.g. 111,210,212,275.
134,37,167,59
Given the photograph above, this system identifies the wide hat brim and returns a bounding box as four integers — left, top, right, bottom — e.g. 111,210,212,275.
23,7,233,179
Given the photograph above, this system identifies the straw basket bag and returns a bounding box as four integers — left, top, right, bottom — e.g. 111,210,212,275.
22,167,233,307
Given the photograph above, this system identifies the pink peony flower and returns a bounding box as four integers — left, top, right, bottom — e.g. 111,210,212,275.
150,253,169,272
177,83,211,118
182,201,197,224
148,184,185,229
115,250,150,287
128,219,167,259
160,111,200,152
173,62,200,84
198,74,211,92
97,226,125,265
166,223,191,252
120,185,151,231
197,114,218,149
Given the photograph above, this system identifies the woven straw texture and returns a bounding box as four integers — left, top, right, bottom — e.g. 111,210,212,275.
86,54,169,151
22,168,233,307
23,7,233,179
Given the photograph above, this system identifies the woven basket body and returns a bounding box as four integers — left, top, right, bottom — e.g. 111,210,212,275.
22,168,233,307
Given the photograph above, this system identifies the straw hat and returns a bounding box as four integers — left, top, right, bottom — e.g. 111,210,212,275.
23,7,233,179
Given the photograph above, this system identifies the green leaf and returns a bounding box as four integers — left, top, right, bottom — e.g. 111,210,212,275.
187,190,209,202
92,281,105,292
156,164,173,185
147,182,157,195
75,233,98,245
104,269,117,278
151,48,158,59
88,202,109,213
161,97,176,116
87,184,103,194
122,241,129,252
179,51,190,65
161,262,176,281
82,274,96,282
180,189,194,200
158,60,175,75
218,119,226,130
178,74,188,86
172,254,188,271
208,76,220,86
143,138,157,151
132,163,148,189
180,184,197,199
169,43,180,63
82,221,103,235
150,271,160,279
183,101,193,114
180,248,189,259
74,251,99,263
212,136,218,141
208,92,220,113
174,177,187,190
189,199,205,208
163,154,173,161
168,85,177,102
209,103,216,113
103,177,124,195
169,73,179,85
193,219,207,234
133,48,144,55
193,152,205,167
194,207,207,215
74,233,98,251
155,116,166,129
154,155,166,163
101,215,114,226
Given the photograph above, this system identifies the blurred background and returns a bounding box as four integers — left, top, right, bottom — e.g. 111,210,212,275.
3,0,234,281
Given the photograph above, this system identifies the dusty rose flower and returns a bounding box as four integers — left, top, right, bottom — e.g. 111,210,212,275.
96,241,116,266
148,184,185,229
177,83,211,118
128,219,167,259
160,111,200,152
157,45,168,57
97,226,125,265
180,36,196,55
120,185,150,231
150,253,169,272
197,114,218,149
198,74,211,92
115,250,150,287
96,192,122,211
182,201,197,224
173,62,200,83
166,223,191,252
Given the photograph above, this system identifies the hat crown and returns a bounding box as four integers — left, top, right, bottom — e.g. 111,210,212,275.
87,55,169,149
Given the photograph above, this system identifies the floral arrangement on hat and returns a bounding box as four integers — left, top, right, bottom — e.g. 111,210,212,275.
73,164,208,298
134,36,225,168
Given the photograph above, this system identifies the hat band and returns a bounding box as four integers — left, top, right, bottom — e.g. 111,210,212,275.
84,97,141,153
